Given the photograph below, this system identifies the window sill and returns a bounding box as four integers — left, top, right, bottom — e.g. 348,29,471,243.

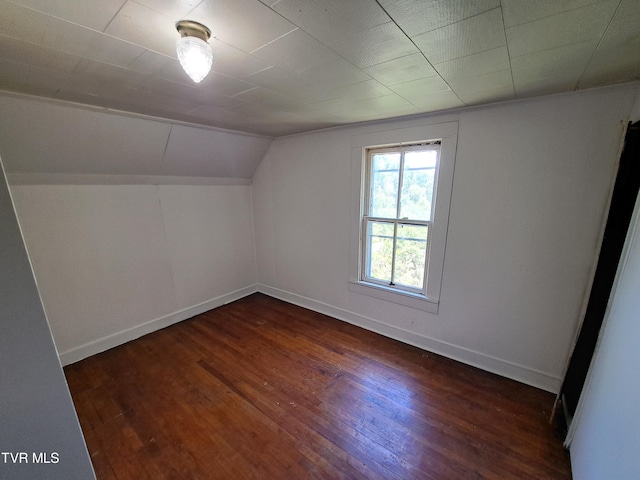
349,281,439,313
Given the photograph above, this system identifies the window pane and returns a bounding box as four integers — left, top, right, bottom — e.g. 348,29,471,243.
365,221,394,283
400,150,437,221
393,224,428,289
370,153,400,218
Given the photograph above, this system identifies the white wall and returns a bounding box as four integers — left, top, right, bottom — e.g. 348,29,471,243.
252,85,638,392
4,83,638,391
569,196,640,479
0,93,272,179
0,93,266,365
0,158,95,480
11,183,257,364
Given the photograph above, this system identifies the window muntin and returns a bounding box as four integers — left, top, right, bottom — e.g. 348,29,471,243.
349,121,457,313
362,144,440,295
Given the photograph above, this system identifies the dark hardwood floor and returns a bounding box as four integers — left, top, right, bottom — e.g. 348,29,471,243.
64,293,572,479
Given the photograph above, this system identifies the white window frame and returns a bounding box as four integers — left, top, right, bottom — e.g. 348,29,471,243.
362,142,440,294
349,121,458,313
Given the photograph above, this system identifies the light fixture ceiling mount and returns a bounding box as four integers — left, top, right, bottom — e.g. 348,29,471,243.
175,20,213,83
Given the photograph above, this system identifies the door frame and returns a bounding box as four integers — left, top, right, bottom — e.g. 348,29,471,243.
555,121,640,433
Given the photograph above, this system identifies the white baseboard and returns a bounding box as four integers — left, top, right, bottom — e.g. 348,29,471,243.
58,285,258,366
59,282,561,393
256,284,561,393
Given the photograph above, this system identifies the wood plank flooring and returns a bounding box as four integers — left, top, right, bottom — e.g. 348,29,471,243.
64,293,572,479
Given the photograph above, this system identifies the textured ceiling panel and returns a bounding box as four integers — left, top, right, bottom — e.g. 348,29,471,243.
350,104,421,122
9,0,127,31
604,0,640,38
434,47,510,81
134,0,201,20
446,70,513,94
229,101,305,122
412,8,506,64
0,58,67,97
126,49,174,76
105,1,178,57
406,90,464,110
511,43,595,84
0,34,81,73
579,39,640,88
379,0,500,36
251,28,341,75
154,59,208,86
0,0,50,43
243,57,373,102
45,17,146,68
303,79,393,104
241,66,308,96
514,75,584,98
272,0,389,44
144,75,240,108
328,22,419,69
70,59,142,93
189,0,296,53
208,39,274,78
292,58,372,94
315,92,411,118
363,53,438,86
0,0,638,139
183,103,265,132
136,91,200,114
579,0,640,87
390,76,452,101
190,73,255,96
505,1,619,57
233,87,317,116
501,0,614,28
455,85,515,106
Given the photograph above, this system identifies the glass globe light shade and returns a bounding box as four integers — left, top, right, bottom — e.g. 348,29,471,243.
176,36,213,83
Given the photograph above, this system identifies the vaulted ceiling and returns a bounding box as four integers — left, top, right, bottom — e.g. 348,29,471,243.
1,0,639,137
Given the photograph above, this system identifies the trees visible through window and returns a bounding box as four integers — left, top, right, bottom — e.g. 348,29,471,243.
362,143,439,294
350,121,457,312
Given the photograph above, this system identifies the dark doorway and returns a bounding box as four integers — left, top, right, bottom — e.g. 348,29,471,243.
559,121,640,422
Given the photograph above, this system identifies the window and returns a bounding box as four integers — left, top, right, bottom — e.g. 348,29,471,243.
363,143,439,293
349,122,458,313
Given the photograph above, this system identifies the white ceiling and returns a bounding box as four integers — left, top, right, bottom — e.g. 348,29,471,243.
0,0,639,137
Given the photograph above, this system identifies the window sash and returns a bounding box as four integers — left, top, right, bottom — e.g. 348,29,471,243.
361,141,440,296
349,121,458,313
365,143,440,221
361,217,432,294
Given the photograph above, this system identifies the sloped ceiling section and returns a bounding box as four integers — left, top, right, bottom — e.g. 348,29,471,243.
0,0,639,137
0,94,272,182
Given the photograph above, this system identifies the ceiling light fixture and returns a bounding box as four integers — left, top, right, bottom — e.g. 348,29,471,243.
175,20,213,83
